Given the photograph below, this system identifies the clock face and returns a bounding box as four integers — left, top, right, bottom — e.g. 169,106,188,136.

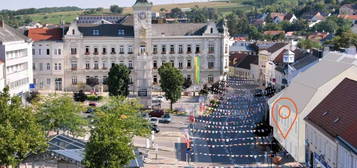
139,12,146,20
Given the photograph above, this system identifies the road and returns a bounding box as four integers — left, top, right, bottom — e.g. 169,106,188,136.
190,77,272,167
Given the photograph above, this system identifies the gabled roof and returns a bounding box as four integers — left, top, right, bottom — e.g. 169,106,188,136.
305,78,357,149
27,27,63,41
338,14,357,20
264,30,285,36
235,55,258,70
284,13,295,20
341,3,357,10
0,22,28,42
266,42,288,53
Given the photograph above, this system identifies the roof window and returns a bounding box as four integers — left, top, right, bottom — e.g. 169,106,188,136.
93,29,99,36
333,117,340,123
118,29,125,36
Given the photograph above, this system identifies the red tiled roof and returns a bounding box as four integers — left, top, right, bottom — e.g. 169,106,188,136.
308,32,329,42
305,78,357,148
229,53,248,66
27,28,63,41
338,14,357,20
264,30,285,36
271,12,285,20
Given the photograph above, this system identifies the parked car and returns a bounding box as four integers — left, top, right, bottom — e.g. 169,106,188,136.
85,107,95,113
149,109,165,117
159,114,172,123
150,124,160,133
254,89,263,97
153,96,165,102
150,117,159,125
152,99,161,107
89,102,97,107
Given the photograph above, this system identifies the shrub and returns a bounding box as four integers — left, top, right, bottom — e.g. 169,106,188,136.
86,95,103,101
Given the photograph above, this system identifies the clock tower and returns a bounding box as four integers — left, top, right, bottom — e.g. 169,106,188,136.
133,0,153,107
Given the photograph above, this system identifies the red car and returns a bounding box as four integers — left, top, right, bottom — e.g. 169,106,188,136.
149,109,164,118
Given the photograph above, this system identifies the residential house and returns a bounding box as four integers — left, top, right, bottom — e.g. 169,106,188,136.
338,14,357,25
339,4,357,15
229,52,258,79
305,78,357,168
268,52,357,163
272,49,319,89
271,13,297,23
0,61,4,91
0,20,33,96
264,30,285,37
308,12,326,28
229,41,256,55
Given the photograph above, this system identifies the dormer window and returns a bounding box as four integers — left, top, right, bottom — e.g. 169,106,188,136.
210,28,213,34
93,29,99,36
118,29,125,36
72,29,75,35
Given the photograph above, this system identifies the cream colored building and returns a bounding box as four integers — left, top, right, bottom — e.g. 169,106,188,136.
29,0,230,100
268,52,357,163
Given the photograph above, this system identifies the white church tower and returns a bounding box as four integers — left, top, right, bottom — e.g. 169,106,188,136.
133,0,153,106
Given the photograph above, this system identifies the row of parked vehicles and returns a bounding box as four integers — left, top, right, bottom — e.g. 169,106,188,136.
142,109,172,134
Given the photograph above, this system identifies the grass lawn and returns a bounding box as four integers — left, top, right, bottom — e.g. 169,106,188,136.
21,0,254,25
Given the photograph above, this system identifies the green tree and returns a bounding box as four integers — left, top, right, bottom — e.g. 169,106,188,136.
36,95,87,137
298,39,322,49
110,5,123,14
84,97,150,168
158,63,184,110
169,7,185,18
325,31,357,51
107,64,130,97
0,87,47,167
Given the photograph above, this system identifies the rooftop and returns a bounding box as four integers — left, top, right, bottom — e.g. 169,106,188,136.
305,78,357,149
27,28,63,41
0,21,28,43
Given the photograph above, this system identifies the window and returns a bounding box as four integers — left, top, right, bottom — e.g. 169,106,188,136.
187,60,192,68
170,45,175,54
86,62,90,69
71,48,77,55
153,75,158,84
39,63,43,71
102,61,107,69
33,63,36,70
32,49,35,55
85,46,90,55
208,75,214,83
102,76,108,84
46,49,50,55
58,63,62,70
102,48,107,55
47,78,51,85
208,42,215,53
94,48,98,55
93,29,99,35
170,60,175,67
225,44,228,54
153,45,158,54
54,63,58,70
128,61,133,69
153,60,157,69
179,61,183,69
140,45,146,55
47,63,51,70
187,45,192,54
71,61,77,70
54,49,58,55
128,45,133,54
187,75,191,81
72,76,77,85
58,49,61,55
119,45,124,54
210,28,213,34
208,62,214,69
179,45,183,54
39,49,42,55
161,45,166,54
118,29,125,36
111,48,116,54
72,29,75,35
94,61,99,69
196,45,200,54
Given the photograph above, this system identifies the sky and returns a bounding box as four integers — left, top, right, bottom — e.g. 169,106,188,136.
0,0,208,10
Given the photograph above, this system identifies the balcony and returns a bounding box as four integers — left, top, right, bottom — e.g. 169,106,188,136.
187,66,192,69
196,51,201,54
128,52,133,54
102,67,108,70
94,66,99,70
119,52,124,54
187,51,192,54
102,52,107,55
153,51,158,55
208,50,214,54
71,67,77,71
93,52,99,55
84,52,90,55
178,51,183,54
170,51,175,54
161,52,166,54
111,52,116,55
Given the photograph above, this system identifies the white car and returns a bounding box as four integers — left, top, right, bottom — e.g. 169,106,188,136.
153,96,165,102
149,117,159,125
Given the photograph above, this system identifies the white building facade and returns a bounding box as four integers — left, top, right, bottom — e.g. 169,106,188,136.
0,21,33,96
29,0,230,99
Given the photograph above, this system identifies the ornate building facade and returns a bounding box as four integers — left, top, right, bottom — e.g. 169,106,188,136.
28,0,230,100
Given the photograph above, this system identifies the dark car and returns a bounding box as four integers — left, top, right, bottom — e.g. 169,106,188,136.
150,124,160,133
85,107,95,113
149,109,165,118
89,102,97,107
254,89,264,97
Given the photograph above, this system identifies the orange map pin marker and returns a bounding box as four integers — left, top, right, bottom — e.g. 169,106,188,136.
271,97,298,139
